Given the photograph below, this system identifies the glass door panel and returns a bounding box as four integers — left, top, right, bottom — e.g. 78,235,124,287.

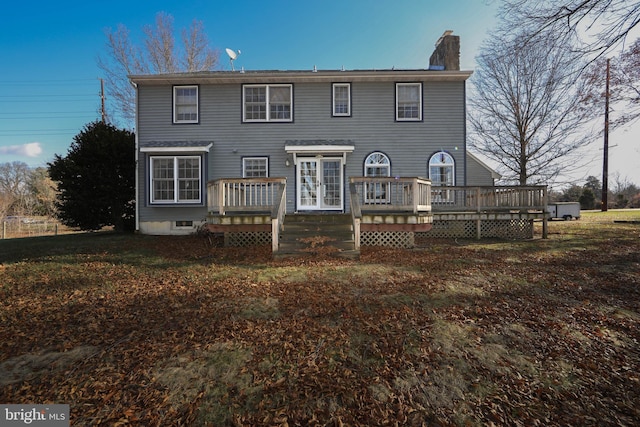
298,160,318,209
296,157,343,211
322,159,342,209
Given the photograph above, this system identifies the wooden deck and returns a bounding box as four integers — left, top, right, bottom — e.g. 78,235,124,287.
206,178,549,251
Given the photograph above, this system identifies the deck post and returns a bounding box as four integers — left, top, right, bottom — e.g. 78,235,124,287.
218,182,225,215
412,178,419,213
542,186,548,239
271,219,279,252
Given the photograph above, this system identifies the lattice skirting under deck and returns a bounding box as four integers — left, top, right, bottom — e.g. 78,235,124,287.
222,220,534,248
225,231,271,247
361,231,415,248
417,219,534,240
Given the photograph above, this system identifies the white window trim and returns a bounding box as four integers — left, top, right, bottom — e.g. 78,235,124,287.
395,82,423,121
429,151,455,186
174,220,195,229
332,83,351,116
364,152,391,203
173,85,199,124
429,151,455,203
149,155,202,204
242,157,269,178
243,84,293,122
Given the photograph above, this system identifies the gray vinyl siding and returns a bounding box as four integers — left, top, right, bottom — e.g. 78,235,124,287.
136,77,468,218
466,154,497,186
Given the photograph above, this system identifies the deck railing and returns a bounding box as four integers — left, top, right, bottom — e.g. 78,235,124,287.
349,177,432,213
207,177,287,215
208,179,546,216
431,185,547,212
207,179,549,245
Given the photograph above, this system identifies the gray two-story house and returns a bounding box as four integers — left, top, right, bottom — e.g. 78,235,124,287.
131,32,544,249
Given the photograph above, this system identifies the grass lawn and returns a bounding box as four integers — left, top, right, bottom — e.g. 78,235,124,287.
0,212,639,426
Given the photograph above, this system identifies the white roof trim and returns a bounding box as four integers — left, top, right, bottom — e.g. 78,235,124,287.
140,144,213,153
285,144,355,153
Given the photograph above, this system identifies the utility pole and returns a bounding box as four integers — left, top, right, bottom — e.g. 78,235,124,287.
99,78,106,123
601,58,610,212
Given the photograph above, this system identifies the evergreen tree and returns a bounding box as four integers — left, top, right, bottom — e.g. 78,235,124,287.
579,188,596,210
48,121,135,232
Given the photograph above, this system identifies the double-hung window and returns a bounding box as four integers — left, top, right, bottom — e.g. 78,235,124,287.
243,84,292,122
150,156,202,204
173,85,199,123
332,83,351,116
396,83,422,121
242,157,269,178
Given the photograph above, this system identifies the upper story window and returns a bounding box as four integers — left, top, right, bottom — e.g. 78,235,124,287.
242,157,269,178
429,151,455,186
332,83,351,116
396,83,422,121
243,84,292,122
364,152,391,202
150,156,202,204
173,86,199,124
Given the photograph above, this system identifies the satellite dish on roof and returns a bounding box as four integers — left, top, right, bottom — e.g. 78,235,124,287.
225,48,241,71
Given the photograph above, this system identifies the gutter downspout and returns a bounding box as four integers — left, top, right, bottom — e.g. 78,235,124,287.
463,79,468,186
133,82,140,233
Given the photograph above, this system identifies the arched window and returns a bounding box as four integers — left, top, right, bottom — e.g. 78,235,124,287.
364,152,390,178
364,152,390,202
429,151,455,186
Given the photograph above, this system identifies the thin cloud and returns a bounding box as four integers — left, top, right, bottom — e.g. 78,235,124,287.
0,142,43,158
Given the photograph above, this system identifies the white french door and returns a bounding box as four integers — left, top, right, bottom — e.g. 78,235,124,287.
297,157,343,210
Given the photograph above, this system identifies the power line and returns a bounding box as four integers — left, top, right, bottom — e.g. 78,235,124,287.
0,94,97,98
0,128,82,133
0,111,94,115
0,116,96,120
0,134,80,137
0,78,97,85
0,79,109,138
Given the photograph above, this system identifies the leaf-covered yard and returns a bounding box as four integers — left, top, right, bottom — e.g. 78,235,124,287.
1,215,639,426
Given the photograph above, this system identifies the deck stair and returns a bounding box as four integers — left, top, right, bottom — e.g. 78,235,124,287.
275,213,359,259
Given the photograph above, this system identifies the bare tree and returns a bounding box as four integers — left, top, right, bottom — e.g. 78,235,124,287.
97,12,220,126
0,163,58,219
500,0,640,59
0,161,31,218
582,38,640,130
469,31,597,185
613,38,640,125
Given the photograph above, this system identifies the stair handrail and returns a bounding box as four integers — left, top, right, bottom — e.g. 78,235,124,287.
270,179,287,252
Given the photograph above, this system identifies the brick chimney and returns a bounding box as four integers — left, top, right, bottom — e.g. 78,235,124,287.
429,30,460,71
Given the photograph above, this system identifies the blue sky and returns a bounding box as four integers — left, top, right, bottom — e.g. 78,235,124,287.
0,0,637,186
